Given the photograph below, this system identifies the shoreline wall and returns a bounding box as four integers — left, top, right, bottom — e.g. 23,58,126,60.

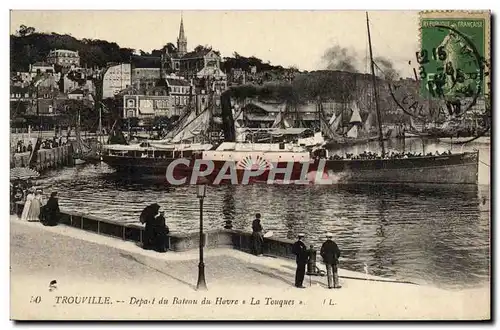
11,144,74,172
14,203,296,260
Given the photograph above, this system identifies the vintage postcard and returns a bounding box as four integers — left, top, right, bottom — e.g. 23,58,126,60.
9,10,491,320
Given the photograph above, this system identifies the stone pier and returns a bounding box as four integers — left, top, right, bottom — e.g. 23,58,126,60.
11,144,74,172
14,203,296,260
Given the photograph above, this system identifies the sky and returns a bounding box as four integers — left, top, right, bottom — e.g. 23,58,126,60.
10,10,419,77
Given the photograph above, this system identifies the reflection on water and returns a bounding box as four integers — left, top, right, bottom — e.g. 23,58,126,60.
35,138,490,289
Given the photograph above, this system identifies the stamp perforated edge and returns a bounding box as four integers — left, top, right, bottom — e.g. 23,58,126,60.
417,10,491,96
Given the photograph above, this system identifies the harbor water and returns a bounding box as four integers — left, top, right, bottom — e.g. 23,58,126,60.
35,138,490,290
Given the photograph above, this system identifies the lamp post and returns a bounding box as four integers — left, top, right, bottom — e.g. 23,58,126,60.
196,184,208,290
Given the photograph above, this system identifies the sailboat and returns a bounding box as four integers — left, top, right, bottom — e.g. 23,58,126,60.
102,13,479,185
196,12,479,185
73,106,93,165
100,88,216,174
322,101,386,148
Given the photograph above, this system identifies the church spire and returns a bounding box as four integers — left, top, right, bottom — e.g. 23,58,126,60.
177,13,187,56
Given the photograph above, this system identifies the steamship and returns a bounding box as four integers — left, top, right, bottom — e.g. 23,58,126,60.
101,14,480,186
102,120,479,185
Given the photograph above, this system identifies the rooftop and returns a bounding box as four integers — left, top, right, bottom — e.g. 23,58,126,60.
68,88,84,95
166,78,190,86
181,48,212,60
49,49,79,55
31,62,53,67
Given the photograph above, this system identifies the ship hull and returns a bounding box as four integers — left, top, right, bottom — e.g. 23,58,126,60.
321,152,479,185
102,152,479,185
101,155,191,177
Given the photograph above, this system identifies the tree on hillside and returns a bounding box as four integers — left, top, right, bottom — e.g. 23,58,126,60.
222,52,289,73
193,44,220,56
10,28,135,71
16,25,36,37
166,42,177,54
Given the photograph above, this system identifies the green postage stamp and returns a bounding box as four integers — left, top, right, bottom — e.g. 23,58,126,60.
418,11,491,111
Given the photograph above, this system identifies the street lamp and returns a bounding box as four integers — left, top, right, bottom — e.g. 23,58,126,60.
196,184,208,290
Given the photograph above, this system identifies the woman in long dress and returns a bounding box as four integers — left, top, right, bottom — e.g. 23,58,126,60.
44,192,60,226
27,189,44,222
20,188,35,221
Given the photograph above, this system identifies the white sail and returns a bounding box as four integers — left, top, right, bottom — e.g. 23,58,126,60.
235,127,246,142
363,111,375,132
349,102,363,124
270,102,288,128
165,108,197,139
328,113,337,126
271,111,282,128
297,131,325,147
347,125,358,138
330,113,342,131
171,108,212,143
233,107,244,128
283,118,292,128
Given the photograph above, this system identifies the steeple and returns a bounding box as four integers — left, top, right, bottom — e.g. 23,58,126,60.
177,13,187,57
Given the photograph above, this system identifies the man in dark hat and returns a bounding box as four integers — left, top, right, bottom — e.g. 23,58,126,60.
251,213,264,256
292,233,308,288
320,233,342,289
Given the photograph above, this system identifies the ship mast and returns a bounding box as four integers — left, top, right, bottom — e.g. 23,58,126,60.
366,12,385,155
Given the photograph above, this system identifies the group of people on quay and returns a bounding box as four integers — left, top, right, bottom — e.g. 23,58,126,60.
13,136,68,154
327,149,453,161
12,180,61,226
252,214,342,289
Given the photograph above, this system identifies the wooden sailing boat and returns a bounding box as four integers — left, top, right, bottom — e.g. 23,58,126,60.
73,106,93,165
366,12,386,155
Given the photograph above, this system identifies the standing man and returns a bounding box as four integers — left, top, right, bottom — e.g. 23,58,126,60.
292,233,308,288
320,233,342,289
251,213,264,256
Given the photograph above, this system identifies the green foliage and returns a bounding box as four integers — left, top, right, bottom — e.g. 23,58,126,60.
16,25,36,37
192,44,220,56
59,99,96,129
222,53,285,73
10,27,135,72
